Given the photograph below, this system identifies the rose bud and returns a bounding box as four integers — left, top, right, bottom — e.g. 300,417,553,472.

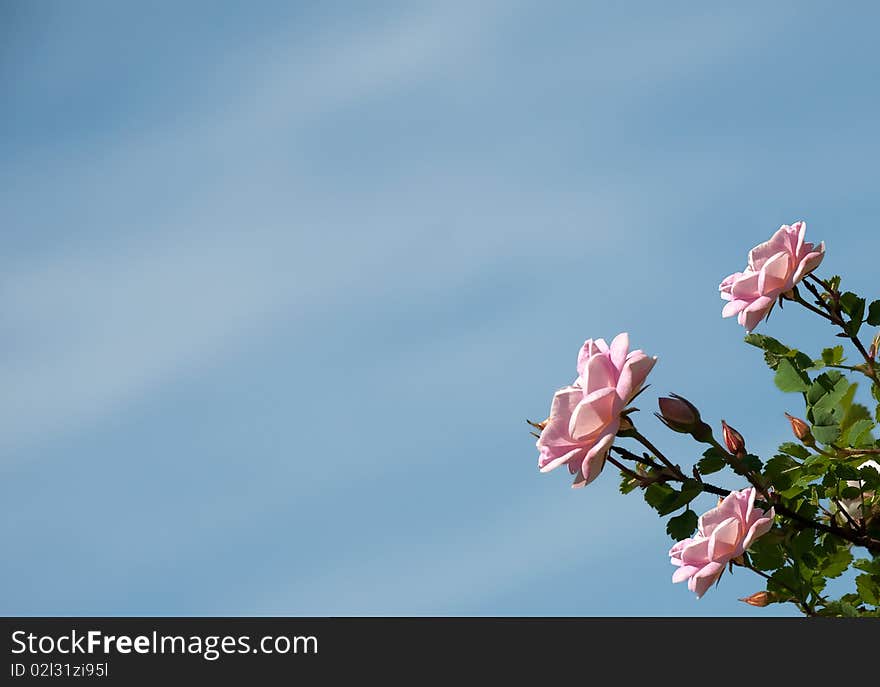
785,413,814,446
655,394,713,442
721,420,746,457
739,591,773,607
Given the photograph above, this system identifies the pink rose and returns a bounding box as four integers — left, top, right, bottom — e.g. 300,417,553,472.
536,333,657,488
670,487,774,598
719,221,825,331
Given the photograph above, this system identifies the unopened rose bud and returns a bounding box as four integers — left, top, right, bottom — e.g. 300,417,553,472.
739,591,773,607
721,420,746,457
656,394,713,442
785,413,814,446
657,395,698,427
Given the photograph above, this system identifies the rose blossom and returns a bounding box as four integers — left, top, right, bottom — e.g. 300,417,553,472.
719,221,825,331
536,333,656,488
669,487,774,598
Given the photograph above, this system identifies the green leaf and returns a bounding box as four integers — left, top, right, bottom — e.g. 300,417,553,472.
854,558,880,575
740,454,763,473
743,333,790,355
658,479,703,516
841,400,872,436
777,442,811,460
834,463,861,480
619,473,640,495
775,358,811,393
820,601,860,617
697,447,727,475
764,455,800,491
860,464,880,489
856,574,880,606
820,549,852,579
811,424,841,445
820,346,845,366
744,334,811,373
666,509,698,541
843,418,875,447
748,532,785,570
809,374,850,426
806,370,845,405
839,292,865,337
644,482,702,516
644,483,675,511
840,486,862,500
768,566,807,599
840,291,865,318
867,300,880,327
789,528,816,557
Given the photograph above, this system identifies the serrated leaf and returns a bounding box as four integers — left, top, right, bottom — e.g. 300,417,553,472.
619,473,640,495
666,509,698,541
697,447,727,475
834,463,861,480
764,455,800,491
823,601,860,617
655,479,703,516
811,424,841,445
810,374,850,426
856,574,880,606
859,465,880,489
841,400,872,435
854,558,880,575
821,346,845,366
806,371,845,405
768,566,806,598
840,485,862,500
740,454,763,473
791,351,814,370
839,291,865,319
844,418,875,447
748,533,785,570
777,442,811,460
775,358,811,393
867,300,880,327
743,333,790,355
644,483,675,510
789,528,816,557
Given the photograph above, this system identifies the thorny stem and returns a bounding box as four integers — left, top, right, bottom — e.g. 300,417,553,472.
610,445,665,471
707,437,773,504
742,563,816,616
605,454,643,482
833,446,880,455
612,440,880,554
791,286,836,323
800,275,879,387
629,430,687,480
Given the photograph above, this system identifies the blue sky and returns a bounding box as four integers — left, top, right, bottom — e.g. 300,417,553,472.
2,0,879,616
